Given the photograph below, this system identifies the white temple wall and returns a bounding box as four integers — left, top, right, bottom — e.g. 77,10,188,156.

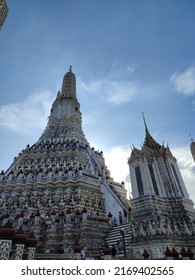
129,164,139,199
142,158,155,195
101,183,123,224
174,161,190,199
153,158,166,198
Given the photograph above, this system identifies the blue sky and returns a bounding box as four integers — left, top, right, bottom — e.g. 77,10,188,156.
0,0,195,201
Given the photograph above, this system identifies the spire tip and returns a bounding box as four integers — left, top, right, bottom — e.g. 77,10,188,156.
142,112,148,131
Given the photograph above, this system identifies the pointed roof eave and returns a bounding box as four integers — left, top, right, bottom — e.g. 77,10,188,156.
165,144,175,160
128,146,141,163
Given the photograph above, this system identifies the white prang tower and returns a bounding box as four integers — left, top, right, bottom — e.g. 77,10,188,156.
128,114,195,259
0,67,130,260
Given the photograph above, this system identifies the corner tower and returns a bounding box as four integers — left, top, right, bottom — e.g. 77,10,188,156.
128,114,195,259
129,114,189,200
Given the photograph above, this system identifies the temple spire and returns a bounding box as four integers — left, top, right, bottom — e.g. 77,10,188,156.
142,112,161,150
142,112,150,138
61,66,76,98
39,67,88,144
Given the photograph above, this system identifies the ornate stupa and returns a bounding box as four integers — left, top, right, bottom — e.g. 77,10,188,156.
0,67,130,260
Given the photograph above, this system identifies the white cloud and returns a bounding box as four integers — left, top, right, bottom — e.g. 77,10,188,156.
104,146,130,183
127,64,136,73
172,146,195,203
78,64,164,106
105,81,138,104
78,75,140,105
103,145,132,198
171,67,195,96
78,78,102,93
0,90,54,134
172,146,194,174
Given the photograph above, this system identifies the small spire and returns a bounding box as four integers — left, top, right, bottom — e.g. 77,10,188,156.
142,112,150,136
142,112,161,150
162,141,164,147
69,65,72,72
142,112,145,122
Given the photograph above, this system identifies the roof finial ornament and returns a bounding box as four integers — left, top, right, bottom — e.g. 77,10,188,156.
142,112,149,136
142,112,146,125
69,65,72,72
142,112,161,150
